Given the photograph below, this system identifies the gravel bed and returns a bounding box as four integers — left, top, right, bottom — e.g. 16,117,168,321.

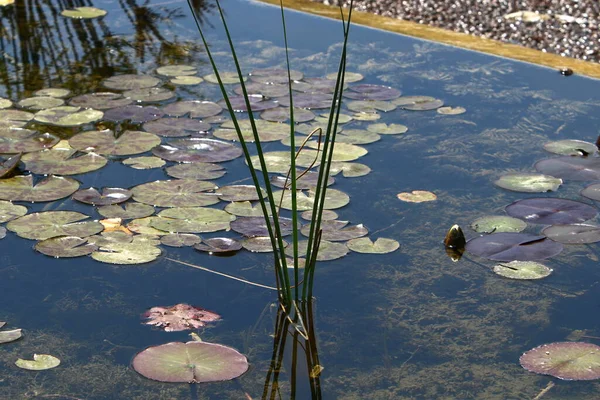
314,0,600,63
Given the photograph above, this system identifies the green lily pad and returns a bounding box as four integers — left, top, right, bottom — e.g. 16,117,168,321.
204,72,246,84
69,129,161,156
87,231,133,247
0,110,34,128
127,217,168,236
270,170,334,190
301,220,368,241
273,188,349,211
397,190,437,203
151,207,234,233
131,179,219,208
346,100,396,113
34,106,103,126
102,74,161,91
217,185,265,202
0,328,22,344
22,144,107,175
18,96,64,110
132,341,249,383
394,96,444,111
160,233,202,247
437,106,466,115
260,108,315,123
367,123,408,135
35,236,98,258
251,149,317,174
355,112,380,121
543,140,597,156
61,6,106,18
0,175,79,202
171,76,204,85
15,354,60,370
7,211,103,240
0,128,59,153
285,239,348,261
329,162,371,177
316,112,353,124
122,156,165,169
157,65,197,77
305,142,368,162
217,119,290,142
301,209,338,221
327,71,363,82
165,163,225,180
492,261,552,280
494,173,562,193
470,215,527,233
337,129,381,145
69,92,132,110
213,128,287,143
346,237,400,254
123,87,175,103
92,236,161,265
34,88,71,98
224,201,271,217
0,200,27,223
162,100,222,118
97,203,155,220
72,187,131,206
0,98,12,109
520,342,600,380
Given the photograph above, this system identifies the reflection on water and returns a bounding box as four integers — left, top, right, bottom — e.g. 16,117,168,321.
2,0,600,398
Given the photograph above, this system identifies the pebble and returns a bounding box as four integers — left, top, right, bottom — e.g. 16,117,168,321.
316,0,600,63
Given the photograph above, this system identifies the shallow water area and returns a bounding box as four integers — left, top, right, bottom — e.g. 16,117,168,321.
2,0,600,399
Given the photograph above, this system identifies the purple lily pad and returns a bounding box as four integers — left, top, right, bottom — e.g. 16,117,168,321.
72,187,132,206
260,107,315,123
132,341,248,383
218,95,279,112
162,100,222,118
465,232,563,261
542,223,600,244
249,67,303,84
277,93,333,109
505,197,597,225
165,162,225,180
535,156,600,181
102,74,161,91
580,182,600,201
270,170,335,190
0,128,59,153
231,216,293,237
69,92,133,110
35,236,98,258
69,130,161,156
152,138,242,163
142,303,220,332
0,153,21,178
143,118,211,137
103,105,164,123
520,342,600,380
194,237,243,255
343,84,401,101
234,82,289,98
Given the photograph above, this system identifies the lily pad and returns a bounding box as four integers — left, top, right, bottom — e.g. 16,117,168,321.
270,171,334,190
535,156,600,181
122,156,165,169
97,203,155,219
156,65,197,77
285,239,348,261
543,140,597,156
397,190,437,203
0,98,12,109
0,327,22,344
465,232,563,261
35,236,98,258
72,187,132,206
160,233,202,247
132,341,249,383
346,100,397,113
69,130,161,156
218,119,290,142
234,82,289,98
143,304,220,332
204,72,246,84
344,84,401,101
124,87,175,103
104,105,164,123
165,163,225,180
249,67,303,84
143,118,210,137
61,6,106,18
278,93,333,109
102,74,161,91
305,141,368,162
273,188,350,211
150,207,234,233
242,236,286,253
249,150,320,173
231,216,292,237
15,354,60,370
0,128,59,153
127,217,167,236
327,71,363,82
194,238,242,255
580,183,600,201
301,220,368,241
329,162,371,177
162,101,222,119
394,96,444,111
7,211,103,240
69,92,132,110
131,179,219,208
494,173,562,193
217,185,265,202
18,96,64,110
0,153,22,177
0,201,27,223
260,107,315,123
336,129,381,145
346,237,400,254
34,106,103,126
171,76,204,85
520,342,600,380
22,145,107,175
542,223,600,244
0,175,79,202
92,236,161,264
152,138,242,163
470,215,527,233
493,260,552,279
34,88,70,98
0,110,34,127
367,123,408,135
505,198,597,225
301,209,338,221
224,201,271,217
437,106,466,115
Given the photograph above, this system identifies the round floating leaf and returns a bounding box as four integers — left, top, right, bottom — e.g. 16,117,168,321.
69,129,161,156
242,236,286,252
0,153,21,178
151,207,234,233
15,354,60,370
69,92,132,110
270,171,334,190
0,328,22,344
316,112,353,124
35,236,98,257
344,84,401,101
346,237,400,254
329,162,371,177
437,106,466,115
285,239,348,261
0,128,59,153
301,209,338,221
542,223,600,244
535,157,600,181
61,6,106,18
218,119,289,142
123,156,165,169
162,101,222,119
0,201,27,223
394,96,444,111
0,98,12,109
278,93,333,109
234,82,289,97
346,100,397,114
152,138,242,163
224,201,271,217
337,129,380,145
102,74,161,91
305,141,368,162
97,203,155,219
470,216,527,233
493,260,552,279
127,217,167,236
160,233,201,247
367,123,408,135
249,67,303,84
157,65,197,77
133,341,248,383
231,216,292,237
260,107,315,123
124,87,175,102
34,88,70,98
204,72,246,84
143,118,210,137
273,188,350,211
494,173,562,193
132,179,218,208
171,76,204,85
580,183,600,201
92,236,161,264
0,109,33,127
7,211,103,240
217,95,278,112
520,342,600,380
143,304,220,332
397,190,437,203
543,140,597,156
327,71,363,82
104,105,164,123
18,96,64,110
72,187,131,206
506,198,597,225
166,163,225,180
22,145,107,175
34,106,103,126
0,175,79,202
249,150,319,174
217,185,265,202
465,232,563,261
301,220,367,241
194,238,242,255
294,77,344,94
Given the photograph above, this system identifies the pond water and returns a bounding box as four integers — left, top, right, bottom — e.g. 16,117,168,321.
2,0,600,399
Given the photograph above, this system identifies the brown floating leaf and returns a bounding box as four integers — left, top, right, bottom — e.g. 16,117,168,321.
397,190,437,203
143,303,220,332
